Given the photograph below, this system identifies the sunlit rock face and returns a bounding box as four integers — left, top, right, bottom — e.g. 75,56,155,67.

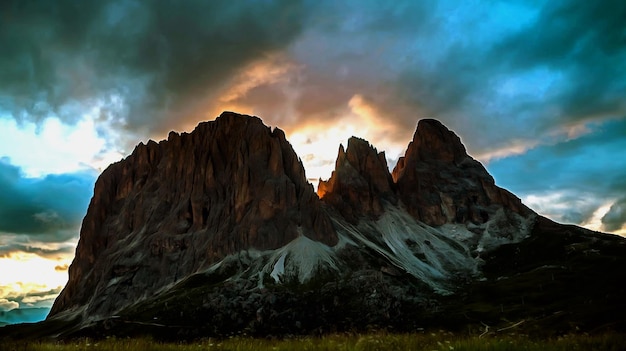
49,112,337,319
318,137,396,223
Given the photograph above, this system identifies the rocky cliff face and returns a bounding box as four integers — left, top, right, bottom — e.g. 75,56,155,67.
318,119,531,227
392,119,531,226
50,112,336,319
317,119,534,258
40,112,626,339
318,137,396,223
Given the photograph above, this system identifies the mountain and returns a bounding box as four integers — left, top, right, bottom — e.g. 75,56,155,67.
49,112,336,320
2,112,625,340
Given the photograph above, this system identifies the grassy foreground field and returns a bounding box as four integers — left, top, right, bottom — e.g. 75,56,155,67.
1,332,625,351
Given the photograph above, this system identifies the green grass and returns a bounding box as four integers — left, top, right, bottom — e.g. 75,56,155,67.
2,332,625,351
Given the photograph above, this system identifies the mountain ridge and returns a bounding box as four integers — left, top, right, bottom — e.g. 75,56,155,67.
48,111,538,322
3,111,625,340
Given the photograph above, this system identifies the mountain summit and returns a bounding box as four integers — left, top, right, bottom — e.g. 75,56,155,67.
392,119,531,226
6,111,623,340
50,112,336,319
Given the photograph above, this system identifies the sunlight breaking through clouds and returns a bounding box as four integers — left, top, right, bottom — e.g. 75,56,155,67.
0,115,124,177
0,252,71,312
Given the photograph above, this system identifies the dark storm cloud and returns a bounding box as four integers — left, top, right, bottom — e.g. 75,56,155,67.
384,0,626,153
0,159,95,242
396,44,483,119
324,2,530,146
3,0,623,148
0,0,308,134
602,198,626,232
492,0,626,123
487,118,626,225
0,1,106,122
489,118,626,187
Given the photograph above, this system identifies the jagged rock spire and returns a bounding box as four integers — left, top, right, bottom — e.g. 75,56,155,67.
318,119,531,226
318,137,395,223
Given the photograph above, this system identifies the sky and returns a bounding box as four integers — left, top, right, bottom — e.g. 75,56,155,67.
1,0,625,324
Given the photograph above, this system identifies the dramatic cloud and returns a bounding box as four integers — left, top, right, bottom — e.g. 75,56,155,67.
0,159,95,242
488,118,626,228
493,1,626,123
0,298,18,311
0,243,75,260
0,285,62,324
602,198,626,233
391,1,626,156
0,116,124,177
0,261,73,322
2,0,624,160
0,0,310,138
10,286,63,308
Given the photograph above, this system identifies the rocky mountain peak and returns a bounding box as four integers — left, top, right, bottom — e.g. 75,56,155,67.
391,119,468,186
316,119,531,227
49,111,337,319
388,119,532,226
318,137,395,223
408,118,468,164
